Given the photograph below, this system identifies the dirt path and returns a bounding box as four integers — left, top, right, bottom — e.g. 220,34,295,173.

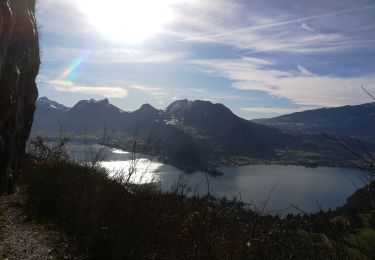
0,195,78,260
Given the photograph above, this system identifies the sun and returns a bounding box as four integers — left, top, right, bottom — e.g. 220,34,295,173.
77,0,174,43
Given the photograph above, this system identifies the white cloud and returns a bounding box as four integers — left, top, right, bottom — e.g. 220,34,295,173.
38,0,375,56
168,1,375,54
44,80,128,98
297,65,313,76
192,57,375,107
301,23,314,32
131,84,168,98
42,47,188,64
37,0,93,42
131,85,164,92
240,106,319,115
37,0,375,112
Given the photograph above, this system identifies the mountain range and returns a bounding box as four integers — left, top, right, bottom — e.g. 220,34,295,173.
32,97,296,169
254,103,375,140
32,97,375,170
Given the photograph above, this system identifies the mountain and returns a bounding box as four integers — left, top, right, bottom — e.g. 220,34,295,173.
254,103,375,139
32,97,375,170
60,98,127,133
163,100,292,157
32,97,69,132
31,97,294,169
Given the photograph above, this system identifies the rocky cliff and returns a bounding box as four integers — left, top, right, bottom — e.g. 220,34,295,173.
0,0,40,192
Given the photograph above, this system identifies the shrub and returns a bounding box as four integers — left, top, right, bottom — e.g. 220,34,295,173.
19,137,351,259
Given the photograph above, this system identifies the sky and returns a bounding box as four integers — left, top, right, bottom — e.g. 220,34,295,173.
36,0,375,119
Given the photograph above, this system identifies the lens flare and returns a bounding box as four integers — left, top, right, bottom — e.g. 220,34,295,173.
57,50,91,81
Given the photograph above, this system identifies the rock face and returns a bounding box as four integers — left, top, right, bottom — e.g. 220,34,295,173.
0,0,40,192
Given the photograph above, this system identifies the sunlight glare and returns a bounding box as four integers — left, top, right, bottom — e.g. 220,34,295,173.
77,0,175,43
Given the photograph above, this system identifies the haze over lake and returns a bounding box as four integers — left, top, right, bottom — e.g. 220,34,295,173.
68,144,370,215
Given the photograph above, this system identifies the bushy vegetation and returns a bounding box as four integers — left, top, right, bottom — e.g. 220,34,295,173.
18,137,373,259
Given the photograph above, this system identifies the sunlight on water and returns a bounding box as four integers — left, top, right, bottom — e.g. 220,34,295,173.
111,149,130,155
66,143,371,214
100,159,164,184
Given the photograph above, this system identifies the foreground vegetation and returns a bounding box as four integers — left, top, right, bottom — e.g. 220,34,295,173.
18,137,375,259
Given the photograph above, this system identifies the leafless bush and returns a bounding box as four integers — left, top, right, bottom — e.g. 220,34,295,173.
17,136,361,259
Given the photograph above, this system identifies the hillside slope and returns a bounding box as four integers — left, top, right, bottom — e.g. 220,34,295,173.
254,103,375,139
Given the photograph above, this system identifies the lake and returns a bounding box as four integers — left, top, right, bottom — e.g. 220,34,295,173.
69,144,371,215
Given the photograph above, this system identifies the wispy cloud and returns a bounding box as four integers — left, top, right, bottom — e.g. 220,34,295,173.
240,106,319,115
131,84,169,99
44,80,128,98
192,57,375,107
40,0,374,55
297,65,313,76
301,23,314,32
42,47,188,64
169,0,375,54
131,83,261,105
36,0,375,115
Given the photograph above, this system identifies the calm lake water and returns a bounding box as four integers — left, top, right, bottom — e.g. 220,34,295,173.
68,144,371,215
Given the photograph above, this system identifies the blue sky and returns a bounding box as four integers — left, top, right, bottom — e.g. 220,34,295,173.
36,0,375,119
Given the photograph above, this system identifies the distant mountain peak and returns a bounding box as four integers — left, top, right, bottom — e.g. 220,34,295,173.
38,96,52,102
75,98,111,108
192,100,213,105
165,99,236,120
139,103,157,111
37,96,69,111
37,96,57,104
133,103,160,117
88,98,109,105
168,99,190,106
166,99,191,113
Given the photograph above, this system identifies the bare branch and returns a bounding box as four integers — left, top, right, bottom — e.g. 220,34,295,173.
361,85,375,101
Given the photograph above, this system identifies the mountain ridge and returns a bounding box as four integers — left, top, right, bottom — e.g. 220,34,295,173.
254,102,375,139
32,97,375,171
32,97,294,170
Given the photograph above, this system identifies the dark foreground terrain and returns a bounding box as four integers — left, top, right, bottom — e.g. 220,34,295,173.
9,138,374,259
0,194,82,260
